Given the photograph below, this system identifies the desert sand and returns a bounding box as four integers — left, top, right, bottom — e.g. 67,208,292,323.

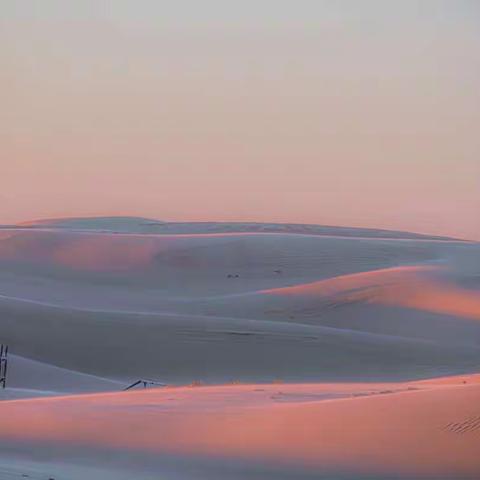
0,217,478,479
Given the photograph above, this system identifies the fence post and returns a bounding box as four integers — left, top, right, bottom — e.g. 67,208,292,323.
0,344,8,388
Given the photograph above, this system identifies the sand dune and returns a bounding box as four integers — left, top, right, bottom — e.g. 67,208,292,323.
3,354,121,399
2,296,479,384
0,376,479,479
13,216,461,240
0,219,478,478
0,228,444,279
0,226,479,382
260,265,480,319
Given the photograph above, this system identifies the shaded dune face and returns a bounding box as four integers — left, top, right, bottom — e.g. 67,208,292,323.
3,300,479,383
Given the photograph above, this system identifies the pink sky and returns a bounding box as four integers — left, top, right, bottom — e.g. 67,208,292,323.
2,1,479,240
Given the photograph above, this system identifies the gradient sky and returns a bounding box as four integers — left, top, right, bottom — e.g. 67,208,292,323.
2,0,479,239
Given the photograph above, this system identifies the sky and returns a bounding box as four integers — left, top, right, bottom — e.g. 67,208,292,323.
1,0,479,240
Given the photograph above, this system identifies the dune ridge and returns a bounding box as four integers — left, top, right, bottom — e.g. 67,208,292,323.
9,216,464,241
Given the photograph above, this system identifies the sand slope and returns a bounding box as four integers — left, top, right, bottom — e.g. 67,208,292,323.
0,354,121,400
2,296,479,383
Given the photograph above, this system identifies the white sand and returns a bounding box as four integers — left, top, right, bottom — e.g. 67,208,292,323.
0,218,478,479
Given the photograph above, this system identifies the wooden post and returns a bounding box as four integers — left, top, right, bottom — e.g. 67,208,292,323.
0,344,8,388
